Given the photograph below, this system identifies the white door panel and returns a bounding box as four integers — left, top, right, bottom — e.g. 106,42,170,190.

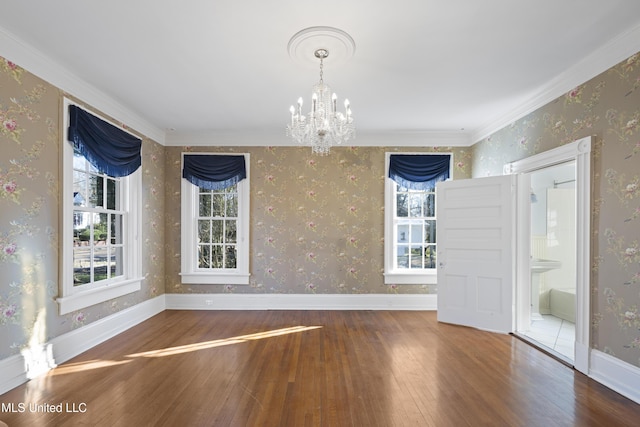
436,175,515,333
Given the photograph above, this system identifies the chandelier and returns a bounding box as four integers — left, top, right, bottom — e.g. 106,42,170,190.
286,48,355,155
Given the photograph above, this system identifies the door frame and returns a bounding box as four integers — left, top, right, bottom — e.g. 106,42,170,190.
503,136,591,374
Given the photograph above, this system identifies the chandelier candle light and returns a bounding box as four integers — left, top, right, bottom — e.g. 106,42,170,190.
286,48,355,155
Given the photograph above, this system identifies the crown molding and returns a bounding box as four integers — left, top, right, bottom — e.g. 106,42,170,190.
165,129,472,147
0,26,165,144
471,21,640,144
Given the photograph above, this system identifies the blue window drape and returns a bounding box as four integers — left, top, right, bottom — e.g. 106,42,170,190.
388,154,450,190
182,154,246,190
67,105,142,177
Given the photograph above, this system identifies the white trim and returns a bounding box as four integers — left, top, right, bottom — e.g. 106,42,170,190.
0,26,164,143
180,273,251,285
505,136,591,374
383,272,437,285
56,279,143,315
0,295,165,395
590,349,640,405
0,354,28,396
165,293,437,311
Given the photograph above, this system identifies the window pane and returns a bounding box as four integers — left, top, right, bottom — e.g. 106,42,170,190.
106,178,117,210
199,193,212,217
94,213,107,245
225,245,237,269
410,246,422,268
409,194,423,217
73,149,87,169
74,212,91,243
73,247,91,285
76,150,98,173
225,220,237,243
110,214,123,245
89,175,103,208
396,193,408,217
410,223,422,243
111,246,123,277
93,247,108,282
226,193,238,217
198,245,211,268
423,194,435,217
73,170,88,207
212,194,225,217
211,220,223,243
212,245,223,268
396,245,409,268
397,223,409,243
425,220,436,244
424,245,437,269
198,220,211,243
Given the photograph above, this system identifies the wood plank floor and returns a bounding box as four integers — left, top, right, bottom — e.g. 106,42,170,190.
1,310,639,426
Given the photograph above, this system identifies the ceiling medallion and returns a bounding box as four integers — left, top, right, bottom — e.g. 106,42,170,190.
286,27,356,155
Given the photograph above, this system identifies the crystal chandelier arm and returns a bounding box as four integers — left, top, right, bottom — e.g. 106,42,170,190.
286,45,354,155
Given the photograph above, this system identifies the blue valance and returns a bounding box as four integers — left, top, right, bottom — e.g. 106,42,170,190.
67,105,142,177
183,154,246,190
388,154,450,190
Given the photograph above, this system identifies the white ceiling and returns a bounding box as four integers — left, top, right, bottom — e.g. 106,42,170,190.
1,1,640,146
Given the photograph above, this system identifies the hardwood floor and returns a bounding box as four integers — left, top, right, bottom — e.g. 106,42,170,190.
1,310,639,426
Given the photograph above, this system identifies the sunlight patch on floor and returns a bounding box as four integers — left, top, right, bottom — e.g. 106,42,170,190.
126,325,323,358
47,359,133,376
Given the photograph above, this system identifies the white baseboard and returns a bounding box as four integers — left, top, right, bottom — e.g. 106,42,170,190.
165,293,437,311
0,295,166,395
0,354,29,396
590,349,640,404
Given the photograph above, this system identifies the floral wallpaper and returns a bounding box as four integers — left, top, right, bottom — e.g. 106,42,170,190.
0,57,165,360
164,145,471,296
2,43,639,373
472,52,640,368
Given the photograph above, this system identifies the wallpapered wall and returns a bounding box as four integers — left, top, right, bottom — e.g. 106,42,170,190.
0,57,165,360
1,47,639,370
472,52,640,367
164,146,471,295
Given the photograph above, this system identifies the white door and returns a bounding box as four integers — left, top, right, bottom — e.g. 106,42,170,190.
436,175,516,333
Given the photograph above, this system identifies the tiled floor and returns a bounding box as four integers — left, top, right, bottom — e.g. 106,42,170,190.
521,314,575,361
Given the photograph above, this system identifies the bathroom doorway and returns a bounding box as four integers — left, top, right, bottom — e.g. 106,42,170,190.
520,161,576,363
505,136,591,373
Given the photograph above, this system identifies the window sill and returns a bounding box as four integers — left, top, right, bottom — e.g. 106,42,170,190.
56,277,143,315
180,272,250,285
384,271,437,285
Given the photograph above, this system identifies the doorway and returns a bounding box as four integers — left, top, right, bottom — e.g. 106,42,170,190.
518,161,576,363
505,136,591,373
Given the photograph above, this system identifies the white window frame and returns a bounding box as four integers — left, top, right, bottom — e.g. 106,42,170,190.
57,98,143,315
383,152,452,285
180,152,250,285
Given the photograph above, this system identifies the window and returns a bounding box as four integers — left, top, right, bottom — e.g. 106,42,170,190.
384,153,451,285
180,153,250,285
58,99,143,315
